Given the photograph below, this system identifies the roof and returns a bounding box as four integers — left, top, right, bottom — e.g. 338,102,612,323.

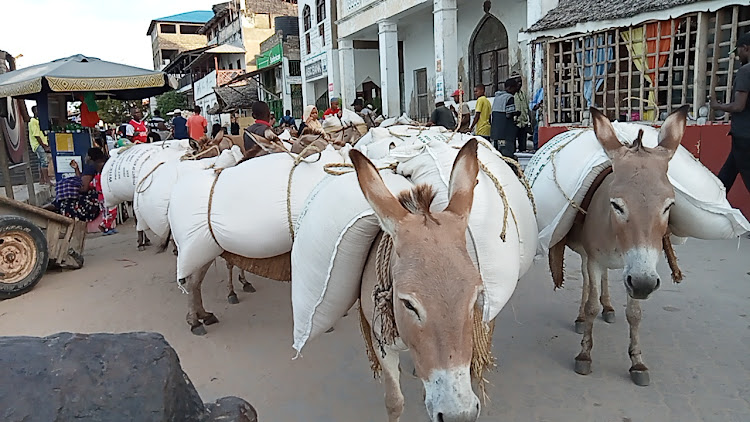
200,2,233,35
206,44,246,54
211,82,259,114
147,10,214,35
528,0,707,32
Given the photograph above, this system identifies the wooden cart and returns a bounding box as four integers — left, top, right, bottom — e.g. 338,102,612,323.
0,195,85,299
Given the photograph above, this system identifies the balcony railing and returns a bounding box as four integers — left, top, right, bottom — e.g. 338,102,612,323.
217,69,246,87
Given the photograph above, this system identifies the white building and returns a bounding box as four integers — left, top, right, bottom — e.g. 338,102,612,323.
334,0,560,119
298,0,339,112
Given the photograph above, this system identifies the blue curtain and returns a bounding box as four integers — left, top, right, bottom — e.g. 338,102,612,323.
576,34,614,107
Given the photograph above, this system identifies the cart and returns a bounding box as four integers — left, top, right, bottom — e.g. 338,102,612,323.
0,195,85,298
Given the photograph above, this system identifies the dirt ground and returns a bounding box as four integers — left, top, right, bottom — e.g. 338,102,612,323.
1,221,749,421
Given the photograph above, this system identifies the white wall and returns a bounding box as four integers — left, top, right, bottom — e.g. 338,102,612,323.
299,0,337,106
400,10,436,117
353,49,380,91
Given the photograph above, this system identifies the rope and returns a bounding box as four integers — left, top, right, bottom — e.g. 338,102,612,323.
207,168,224,248
286,142,324,241
478,159,512,242
471,307,496,405
323,162,398,176
372,233,398,357
472,137,537,216
547,131,589,215
181,145,219,161
135,162,165,194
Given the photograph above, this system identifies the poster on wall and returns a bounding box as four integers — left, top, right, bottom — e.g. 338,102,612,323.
328,82,334,94
435,74,445,102
55,133,74,152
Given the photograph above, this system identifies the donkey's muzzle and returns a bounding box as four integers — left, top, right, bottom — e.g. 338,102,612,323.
625,273,660,299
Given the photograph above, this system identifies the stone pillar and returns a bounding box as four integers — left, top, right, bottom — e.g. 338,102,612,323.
378,20,400,117
433,0,458,102
338,38,357,109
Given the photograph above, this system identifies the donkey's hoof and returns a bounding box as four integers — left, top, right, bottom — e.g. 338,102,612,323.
630,368,650,386
203,314,219,326
227,294,239,304
602,311,616,323
242,283,256,293
190,324,207,336
138,245,146,252
574,320,585,334
574,359,592,375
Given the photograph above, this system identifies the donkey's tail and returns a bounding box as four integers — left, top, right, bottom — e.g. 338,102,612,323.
157,230,172,254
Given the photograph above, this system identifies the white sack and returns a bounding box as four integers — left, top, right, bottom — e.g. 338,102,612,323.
526,123,750,258
101,140,192,208
170,146,346,280
291,170,414,353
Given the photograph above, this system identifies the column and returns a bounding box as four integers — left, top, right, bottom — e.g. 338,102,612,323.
338,38,357,109
433,0,458,102
378,20,401,117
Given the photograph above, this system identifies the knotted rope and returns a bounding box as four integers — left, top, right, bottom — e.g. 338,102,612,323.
322,162,398,176
206,168,224,248
181,145,220,161
547,131,589,215
286,142,324,241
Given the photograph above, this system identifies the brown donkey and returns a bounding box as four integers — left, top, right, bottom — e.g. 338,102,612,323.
352,139,482,422
549,106,688,386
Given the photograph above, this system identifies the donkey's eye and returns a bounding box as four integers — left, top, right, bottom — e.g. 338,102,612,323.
610,201,625,214
401,299,420,320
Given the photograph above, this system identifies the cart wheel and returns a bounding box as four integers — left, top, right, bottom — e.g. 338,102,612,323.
0,216,49,299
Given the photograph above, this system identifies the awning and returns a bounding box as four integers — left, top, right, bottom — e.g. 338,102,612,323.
0,54,170,99
209,81,259,114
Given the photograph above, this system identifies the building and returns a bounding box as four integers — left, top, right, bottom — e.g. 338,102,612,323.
147,11,214,70
525,0,749,216
334,0,532,120
254,21,303,118
298,0,338,114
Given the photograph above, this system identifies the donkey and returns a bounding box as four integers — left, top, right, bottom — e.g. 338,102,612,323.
549,106,688,386
352,139,482,422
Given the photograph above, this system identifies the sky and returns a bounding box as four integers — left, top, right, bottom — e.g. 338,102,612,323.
1,0,217,71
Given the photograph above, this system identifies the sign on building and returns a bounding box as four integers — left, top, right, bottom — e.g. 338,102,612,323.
258,43,283,69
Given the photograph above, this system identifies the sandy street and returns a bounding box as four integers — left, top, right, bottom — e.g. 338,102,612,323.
1,222,749,421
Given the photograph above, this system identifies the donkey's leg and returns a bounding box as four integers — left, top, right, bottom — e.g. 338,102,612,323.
377,345,404,422
238,269,256,293
226,261,239,304
575,255,590,334
575,258,602,376
600,270,615,323
184,262,213,335
137,231,146,251
626,296,649,386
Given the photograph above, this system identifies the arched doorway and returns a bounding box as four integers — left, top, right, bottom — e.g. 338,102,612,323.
470,15,508,96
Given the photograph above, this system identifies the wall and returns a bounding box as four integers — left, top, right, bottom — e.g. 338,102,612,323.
399,10,436,117
299,0,338,106
194,70,218,101
151,24,208,70
242,15,278,70
353,49,379,91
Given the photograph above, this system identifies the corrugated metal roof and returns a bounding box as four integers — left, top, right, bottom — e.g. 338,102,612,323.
147,11,213,35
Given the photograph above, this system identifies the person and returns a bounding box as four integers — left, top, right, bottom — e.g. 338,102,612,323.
148,109,167,131
187,106,208,141
298,105,322,134
490,78,521,157
211,123,223,139
324,97,342,117
470,84,492,139
427,101,456,130
269,112,277,128
28,106,51,185
711,32,750,195
115,126,132,148
450,89,471,133
125,108,148,144
243,101,273,154
171,109,188,139
230,114,240,136
352,98,375,128
512,72,531,153
279,110,296,129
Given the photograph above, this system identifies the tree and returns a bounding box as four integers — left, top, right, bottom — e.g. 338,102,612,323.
96,99,147,125
155,90,187,116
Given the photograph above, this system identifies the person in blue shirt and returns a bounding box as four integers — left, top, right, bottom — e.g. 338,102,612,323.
171,109,188,139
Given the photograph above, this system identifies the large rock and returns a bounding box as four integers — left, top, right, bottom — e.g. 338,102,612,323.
0,332,257,422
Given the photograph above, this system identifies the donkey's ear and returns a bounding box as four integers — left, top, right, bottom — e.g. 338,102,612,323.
590,107,622,158
350,149,408,235
445,138,479,219
657,105,689,158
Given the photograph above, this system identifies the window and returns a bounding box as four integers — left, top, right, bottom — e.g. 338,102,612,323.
289,60,301,76
179,25,201,34
306,33,311,54
319,24,325,46
415,68,429,120
545,5,750,124
160,24,176,34
228,63,233,70
161,49,178,65
237,59,242,69
303,5,311,31
316,0,326,23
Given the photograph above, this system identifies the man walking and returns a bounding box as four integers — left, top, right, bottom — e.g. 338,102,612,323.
711,32,750,194
187,106,208,141
512,72,531,152
450,89,471,133
470,84,491,139
171,109,188,139
490,78,521,157
29,106,51,185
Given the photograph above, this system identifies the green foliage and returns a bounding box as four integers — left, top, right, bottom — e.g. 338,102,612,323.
95,99,147,124
155,90,187,116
